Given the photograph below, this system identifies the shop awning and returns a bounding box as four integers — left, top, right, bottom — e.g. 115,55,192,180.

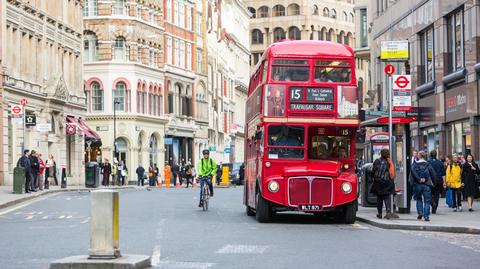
66,117,101,141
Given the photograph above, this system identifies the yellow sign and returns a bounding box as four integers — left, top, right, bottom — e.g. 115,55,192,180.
381,40,409,60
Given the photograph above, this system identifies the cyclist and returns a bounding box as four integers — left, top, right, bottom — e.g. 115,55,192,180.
197,149,217,207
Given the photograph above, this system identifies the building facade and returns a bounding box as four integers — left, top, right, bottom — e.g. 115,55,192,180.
354,0,373,110
245,0,356,70
83,0,167,181
370,0,480,158
206,0,249,164
0,0,5,185
1,0,86,185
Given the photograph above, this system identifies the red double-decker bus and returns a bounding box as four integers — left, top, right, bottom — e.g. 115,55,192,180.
244,40,359,223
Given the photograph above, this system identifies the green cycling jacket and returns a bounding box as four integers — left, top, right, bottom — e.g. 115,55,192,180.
197,157,217,177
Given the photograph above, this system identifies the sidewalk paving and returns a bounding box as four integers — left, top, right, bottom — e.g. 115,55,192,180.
0,184,136,210
357,198,480,234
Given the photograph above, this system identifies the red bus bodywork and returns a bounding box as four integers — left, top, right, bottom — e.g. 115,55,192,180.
244,41,359,223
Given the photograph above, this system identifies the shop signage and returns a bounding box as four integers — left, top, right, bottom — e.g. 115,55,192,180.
381,40,409,61
37,123,51,132
224,147,231,154
445,86,477,122
25,115,36,127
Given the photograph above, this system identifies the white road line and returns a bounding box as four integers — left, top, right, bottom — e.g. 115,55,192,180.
216,244,269,254
42,216,48,219
81,217,90,224
59,215,65,219
37,211,43,214
25,215,34,220
66,215,73,219
0,193,61,216
158,261,215,269
29,225,76,230
151,219,166,267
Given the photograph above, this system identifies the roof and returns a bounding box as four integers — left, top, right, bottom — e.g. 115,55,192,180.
268,40,354,58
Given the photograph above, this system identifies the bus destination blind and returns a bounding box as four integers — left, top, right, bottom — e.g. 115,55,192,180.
289,87,334,112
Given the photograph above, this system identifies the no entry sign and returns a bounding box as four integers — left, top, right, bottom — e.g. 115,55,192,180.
392,75,412,111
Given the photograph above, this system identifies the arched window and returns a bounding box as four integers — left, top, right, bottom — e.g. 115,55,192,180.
167,81,174,114
251,29,263,44
346,32,353,46
91,82,103,111
258,6,269,18
83,0,98,17
350,13,355,23
343,11,348,21
248,7,256,18
84,31,99,62
287,4,300,16
113,82,126,111
358,78,364,107
149,134,158,164
115,137,128,162
114,37,126,60
288,26,301,40
312,5,319,15
323,7,329,17
327,29,335,41
272,5,285,17
137,133,143,165
113,0,126,15
318,27,327,40
338,31,345,43
273,28,286,42
331,9,337,19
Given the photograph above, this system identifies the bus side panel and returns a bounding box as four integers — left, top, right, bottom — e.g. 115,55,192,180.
245,158,257,208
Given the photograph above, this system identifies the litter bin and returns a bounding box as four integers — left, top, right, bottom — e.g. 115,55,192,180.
85,162,100,188
13,167,25,194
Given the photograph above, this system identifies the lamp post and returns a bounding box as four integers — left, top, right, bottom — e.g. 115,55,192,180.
113,100,120,161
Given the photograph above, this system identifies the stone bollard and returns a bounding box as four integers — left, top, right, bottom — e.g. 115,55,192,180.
89,190,121,259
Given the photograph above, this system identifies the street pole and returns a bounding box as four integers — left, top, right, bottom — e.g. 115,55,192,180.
22,106,25,153
387,74,396,213
113,101,116,162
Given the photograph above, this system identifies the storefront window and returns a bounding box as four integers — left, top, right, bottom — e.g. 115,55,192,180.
450,121,470,155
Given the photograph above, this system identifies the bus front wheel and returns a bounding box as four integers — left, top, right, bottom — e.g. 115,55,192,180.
256,192,272,223
343,200,357,224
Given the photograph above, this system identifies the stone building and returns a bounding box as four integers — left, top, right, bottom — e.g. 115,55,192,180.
370,0,480,158
1,0,86,185
244,0,356,69
0,0,5,185
83,0,167,181
206,0,250,164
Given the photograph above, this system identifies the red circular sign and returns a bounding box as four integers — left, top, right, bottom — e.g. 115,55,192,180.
384,64,395,76
394,76,410,89
21,98,28,106
12,106,22,115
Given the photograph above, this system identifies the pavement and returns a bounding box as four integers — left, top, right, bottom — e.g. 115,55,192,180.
357,198,480,234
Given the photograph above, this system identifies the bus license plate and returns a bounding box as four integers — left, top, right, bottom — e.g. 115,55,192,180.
300,205,322,211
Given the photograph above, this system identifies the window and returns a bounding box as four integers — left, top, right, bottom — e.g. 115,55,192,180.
179,2,185,28
149,49,155,66
84,32,98,62
326,29,334,41
113,0,125,15
287,4,300,16
252,53,261,66
343,11,348,21
137,46,142,62
149,93,154,115
288,26,301,40
166,36,172,64
248,7,256,18
113,82,126,111
83,0,98,17
273,5,285,16
251,29,263,44
187,43,192,70
166,0,172,22
196,48,203,72
446,8,464,72
419,26,434,84
331,9,337,19
359,9,368,47
196,13,202,34
271,59,310,82
323,7,329,17
258,6,269,18
113,37,126,60
168,92,174,113
267,125,304,159
174,1,179,25
149,11,155,24
174,39,179,66
273,28,286,42
313,5,319,15
318,28,326,40
309,132,351,159
91,82,103,111
337,31,345,43
180,40,185,68
137,6,141,18
186,8,192,30
314,60,352,83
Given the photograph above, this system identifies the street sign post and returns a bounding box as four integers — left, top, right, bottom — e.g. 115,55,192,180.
384,65,395,172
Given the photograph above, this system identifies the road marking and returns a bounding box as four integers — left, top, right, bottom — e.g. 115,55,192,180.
25,215,34,220
66,215,73,219
81,217,90,224
0,193,61,216
151,219,166,267
37,211,43,214
42,216,48,219
157,261,215,269
59,215,65,219
215,244,269,254
29,225,76,230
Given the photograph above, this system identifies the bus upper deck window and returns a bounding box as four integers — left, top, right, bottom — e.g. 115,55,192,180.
272,59,309,82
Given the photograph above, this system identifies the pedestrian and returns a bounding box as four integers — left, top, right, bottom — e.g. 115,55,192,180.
45,154,58,188
409,151,436,221
118,160,127,185
37,153,45,191
239,163,245,185
185,162,193,188
371,148,396,219
411,149,418,165
112,159,118,185
216,162,223,185
461,154,479,211
29,150,39,191
136,165,145,186
16,149,32,193
153,163,159,186
148,163,155,187
100,158,112,186
427,150,445,214
446,154,463,211
458,152,466,165
172,162,179,186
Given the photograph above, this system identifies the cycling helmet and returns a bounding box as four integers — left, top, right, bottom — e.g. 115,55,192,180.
202,149,210,155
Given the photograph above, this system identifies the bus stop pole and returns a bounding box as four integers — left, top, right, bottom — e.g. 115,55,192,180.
388,76,395,213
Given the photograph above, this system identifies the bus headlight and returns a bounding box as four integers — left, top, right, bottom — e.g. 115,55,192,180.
268,180,279,193
343,164,350,170
265,162,271,168
341,182,352,194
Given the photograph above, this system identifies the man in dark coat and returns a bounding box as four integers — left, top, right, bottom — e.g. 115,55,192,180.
371,148,396,219
17,149,32,193
136,165,145,186
428,150,445,214
29,150,40,191
216,162,223,185
239,163,245,185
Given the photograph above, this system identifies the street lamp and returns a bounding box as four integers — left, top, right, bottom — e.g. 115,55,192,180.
113,100,120,161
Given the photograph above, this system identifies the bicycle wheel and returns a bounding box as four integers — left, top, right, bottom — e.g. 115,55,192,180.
204,187,209,211
202,185,208,211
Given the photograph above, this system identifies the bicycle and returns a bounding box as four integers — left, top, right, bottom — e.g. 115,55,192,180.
199,176,211,211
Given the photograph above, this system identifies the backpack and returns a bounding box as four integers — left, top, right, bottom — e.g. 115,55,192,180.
373,159,390,182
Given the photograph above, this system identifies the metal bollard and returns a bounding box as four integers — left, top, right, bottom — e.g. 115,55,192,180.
88,190,121,259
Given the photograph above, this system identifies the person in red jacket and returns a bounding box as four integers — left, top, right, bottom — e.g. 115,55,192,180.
38,153,46,191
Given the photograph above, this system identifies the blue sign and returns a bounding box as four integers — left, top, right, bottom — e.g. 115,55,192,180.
164,138,173,145
224,147,231,154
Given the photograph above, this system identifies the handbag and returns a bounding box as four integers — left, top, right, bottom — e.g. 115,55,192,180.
475,174,480,183
445,188,453,208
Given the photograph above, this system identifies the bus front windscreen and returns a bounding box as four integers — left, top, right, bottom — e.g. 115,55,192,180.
267,125,304,159
309,135,351,159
